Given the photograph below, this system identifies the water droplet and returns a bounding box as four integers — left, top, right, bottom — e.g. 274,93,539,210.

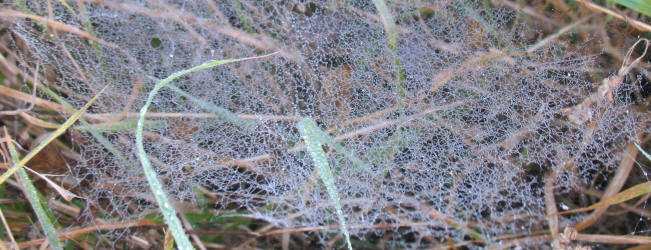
560,202,569,211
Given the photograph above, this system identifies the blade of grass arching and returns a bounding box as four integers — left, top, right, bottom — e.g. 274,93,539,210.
560,181,651,215
136,53,277,250
164,84,257,131
609,0,651,17
297,118,352,250
4,129,63,250
0,83,110,185
635,143,651,161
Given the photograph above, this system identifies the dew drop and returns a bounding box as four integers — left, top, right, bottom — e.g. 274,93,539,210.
559,202,569,211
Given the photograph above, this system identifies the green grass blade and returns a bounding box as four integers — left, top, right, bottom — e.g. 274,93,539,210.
5,132,63,250
0,83,111,185
297,118,352,250
136,53,276,250
635,143,651,161
609,0,651,17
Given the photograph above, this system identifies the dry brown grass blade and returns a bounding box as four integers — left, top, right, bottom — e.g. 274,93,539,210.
48,200,80,218
427,50,518,95
17,112,60,129
201,0,229,25
152,1,208,45
544,174,559,239
0,85,66,114
573,141,639,231
86,112,302,121
628,244,651,250
575,233,651,244
16,219,158,248
23,167,79,202
560,181,651,215
178,210,207,250
579,187,651,218
88,0,299,61
420,204,485,243
0,203,18,250
577,0,651,32
0,10,119,50
113,77,144,123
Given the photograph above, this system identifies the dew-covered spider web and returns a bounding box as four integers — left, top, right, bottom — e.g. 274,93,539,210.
1,0,649,248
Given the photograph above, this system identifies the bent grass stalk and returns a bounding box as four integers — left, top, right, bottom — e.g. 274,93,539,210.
136,52,277,250
297,117,352,250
